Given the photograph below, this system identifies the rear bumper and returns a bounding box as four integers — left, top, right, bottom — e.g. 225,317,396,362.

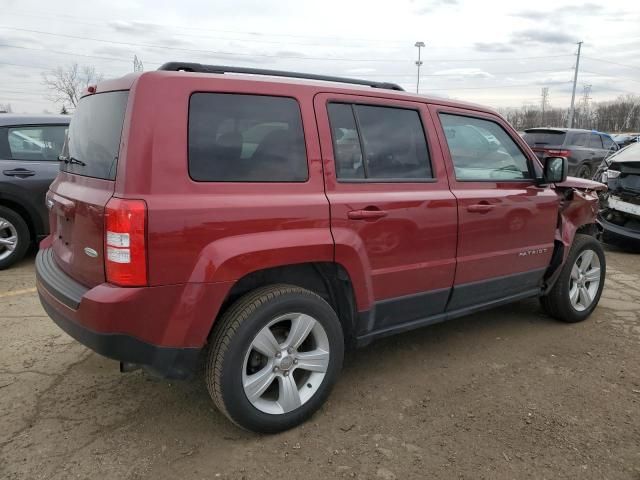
597,216,640,242
36,248,233,379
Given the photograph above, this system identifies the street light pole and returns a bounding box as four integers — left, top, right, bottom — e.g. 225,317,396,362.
415,41,425,94
567,41,583,128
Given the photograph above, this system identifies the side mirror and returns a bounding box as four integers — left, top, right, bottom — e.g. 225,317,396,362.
543,156,568,183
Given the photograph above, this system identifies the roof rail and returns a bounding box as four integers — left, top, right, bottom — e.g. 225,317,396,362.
157,62,405,92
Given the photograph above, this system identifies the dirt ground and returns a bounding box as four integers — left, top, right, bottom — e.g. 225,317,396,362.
1,246,639,480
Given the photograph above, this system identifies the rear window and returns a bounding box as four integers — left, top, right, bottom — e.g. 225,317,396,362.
188,93,308,182
523,130,566,146
64,91,128,180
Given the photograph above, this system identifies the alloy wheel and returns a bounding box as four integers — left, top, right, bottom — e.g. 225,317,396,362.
569,249,601,312
242,312,330,415
0,217,18,261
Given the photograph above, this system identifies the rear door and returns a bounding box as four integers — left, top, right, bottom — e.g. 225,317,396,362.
0,123,68,236
48,90,129,287
314,93,457,333
431,106,558,311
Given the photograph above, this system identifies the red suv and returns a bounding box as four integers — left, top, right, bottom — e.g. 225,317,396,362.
36,63,607,433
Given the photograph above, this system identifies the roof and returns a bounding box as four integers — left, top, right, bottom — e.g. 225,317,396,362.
91,68,496,115
524,127,609,134
0,114,71,127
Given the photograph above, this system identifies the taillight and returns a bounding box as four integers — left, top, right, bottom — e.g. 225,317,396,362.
546,149,571,157
104,198,147,286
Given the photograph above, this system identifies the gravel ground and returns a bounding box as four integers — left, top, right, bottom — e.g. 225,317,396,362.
1,245,639,480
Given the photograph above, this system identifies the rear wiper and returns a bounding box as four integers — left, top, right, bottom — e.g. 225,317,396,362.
57,155,86,166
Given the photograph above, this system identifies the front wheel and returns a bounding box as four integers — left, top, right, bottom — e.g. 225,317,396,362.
205,284,344,433
540,234,606,323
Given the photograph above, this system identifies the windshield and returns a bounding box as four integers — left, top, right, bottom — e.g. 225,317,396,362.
63,91,129,180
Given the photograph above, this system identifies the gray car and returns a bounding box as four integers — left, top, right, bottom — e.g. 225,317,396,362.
522,128,619,179
0,114,70,268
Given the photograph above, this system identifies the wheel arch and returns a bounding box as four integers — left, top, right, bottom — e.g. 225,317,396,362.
210,262,359,345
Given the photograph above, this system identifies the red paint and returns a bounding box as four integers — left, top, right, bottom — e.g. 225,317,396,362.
38,70,602,350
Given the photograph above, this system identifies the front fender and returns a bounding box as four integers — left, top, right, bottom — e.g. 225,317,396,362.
189,228,334,283
556,188,600,258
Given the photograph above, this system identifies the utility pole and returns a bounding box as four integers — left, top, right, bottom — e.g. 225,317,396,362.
567,41,583,128
580,84,592,129
541,87,549,125
415,41,425,94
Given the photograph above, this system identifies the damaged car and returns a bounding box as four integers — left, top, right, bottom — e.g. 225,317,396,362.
596,142,640,244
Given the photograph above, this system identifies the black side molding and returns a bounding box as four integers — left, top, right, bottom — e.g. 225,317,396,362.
157,62,405,92
35,248,88,309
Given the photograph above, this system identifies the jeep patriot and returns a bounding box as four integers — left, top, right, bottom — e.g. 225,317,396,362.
36,63,607,433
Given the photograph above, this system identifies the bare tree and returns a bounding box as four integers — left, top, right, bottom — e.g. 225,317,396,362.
42,63,104,110
0,103,12,113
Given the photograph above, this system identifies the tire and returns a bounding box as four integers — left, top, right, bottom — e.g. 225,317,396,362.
205,284,344,433
575,163,592,179
0,206,30,270
540,234,606,323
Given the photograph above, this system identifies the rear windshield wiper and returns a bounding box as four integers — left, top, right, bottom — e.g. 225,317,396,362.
58,155,86,166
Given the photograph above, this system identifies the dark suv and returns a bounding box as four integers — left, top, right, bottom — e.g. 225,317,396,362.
0,115,70,268
36,63,606,433
523,128,618,179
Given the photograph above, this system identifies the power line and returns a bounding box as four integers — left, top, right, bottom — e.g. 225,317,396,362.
0,26,577,64
2,11,408,49
0,45,574,78
3,10,410,46
582,56,640,72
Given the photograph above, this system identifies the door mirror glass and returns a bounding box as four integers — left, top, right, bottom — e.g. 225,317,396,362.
543,156,567,183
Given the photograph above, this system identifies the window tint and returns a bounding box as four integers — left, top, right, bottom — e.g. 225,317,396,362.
573,133,589,147
602,135,615,150
440,114,531,181
64,91,129,180
327,103,432,180
189,93,308,182
5,125,67,161
589,134,603,149
523,130,566,146
327,103,364,179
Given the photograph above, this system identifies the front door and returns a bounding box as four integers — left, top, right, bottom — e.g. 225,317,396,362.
430,106,559,311
314,93,458,334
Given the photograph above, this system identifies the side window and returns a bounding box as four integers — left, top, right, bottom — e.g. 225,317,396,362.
573,133,588,147
589,134,603,149
439,114,531,181
327,103,432,180
601,135,615,150
188,93,308,182
6,125,67,161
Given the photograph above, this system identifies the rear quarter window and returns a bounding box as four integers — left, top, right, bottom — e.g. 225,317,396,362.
188,93,308,182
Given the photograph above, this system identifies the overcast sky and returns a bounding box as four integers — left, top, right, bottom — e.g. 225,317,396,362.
1,0,639,113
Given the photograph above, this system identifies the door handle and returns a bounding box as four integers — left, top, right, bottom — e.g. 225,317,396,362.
348,209,388,220
3,168,35,177
467,203,494,213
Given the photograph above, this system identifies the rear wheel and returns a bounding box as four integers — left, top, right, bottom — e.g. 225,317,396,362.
0,206,30,270
540,234,606,323
206,284,344,433
576,163,592,179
